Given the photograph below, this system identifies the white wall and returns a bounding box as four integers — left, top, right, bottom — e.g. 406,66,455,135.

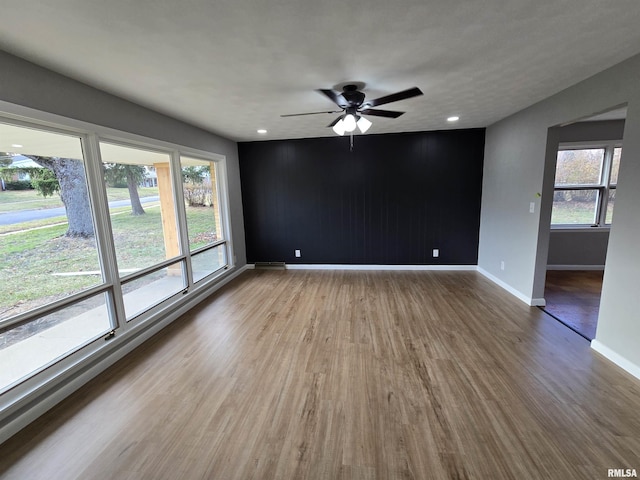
0,50,247,266
478,53,640,377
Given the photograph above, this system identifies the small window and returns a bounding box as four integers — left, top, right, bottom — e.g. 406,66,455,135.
551,144,621,227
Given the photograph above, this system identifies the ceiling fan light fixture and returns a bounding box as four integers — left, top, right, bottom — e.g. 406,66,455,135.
357,116,372,133
332,118,346,136
343,114,357,132
282,84,423,142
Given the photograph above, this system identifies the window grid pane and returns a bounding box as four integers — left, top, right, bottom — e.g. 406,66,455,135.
555,149,604,186
0,122,103,321
192,245,227,283
0,291,112,393
180,157,223,251
610,147,622,185
121,261,186,320
551,189,599,225
100,142,179,275
605,189,616,224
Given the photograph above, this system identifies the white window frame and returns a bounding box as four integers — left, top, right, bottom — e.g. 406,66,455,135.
0,102,234,411
552,141,622,229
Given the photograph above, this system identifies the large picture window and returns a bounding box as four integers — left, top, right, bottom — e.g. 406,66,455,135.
0,114,232,396
551,143,622,226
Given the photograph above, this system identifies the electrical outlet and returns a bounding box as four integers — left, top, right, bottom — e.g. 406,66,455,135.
432,248,439,258
295,249,301,258
529,202,535,213
500,260,505,271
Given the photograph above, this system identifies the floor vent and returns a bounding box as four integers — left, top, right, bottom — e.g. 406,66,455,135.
254,262,286,270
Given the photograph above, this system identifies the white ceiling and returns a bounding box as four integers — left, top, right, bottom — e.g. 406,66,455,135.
1,0,639,142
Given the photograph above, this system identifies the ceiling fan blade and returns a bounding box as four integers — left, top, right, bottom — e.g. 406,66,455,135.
281,110,341,117
317,89,348,107
365,87,423,108
327,116,343,128
359,109,405,118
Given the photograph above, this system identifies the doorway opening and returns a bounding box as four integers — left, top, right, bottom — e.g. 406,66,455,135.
541,106,626,340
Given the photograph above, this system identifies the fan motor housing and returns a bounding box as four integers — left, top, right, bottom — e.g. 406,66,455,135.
342,84,365,107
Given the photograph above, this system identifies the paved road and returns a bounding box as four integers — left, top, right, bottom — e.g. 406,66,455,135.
0,196,160,225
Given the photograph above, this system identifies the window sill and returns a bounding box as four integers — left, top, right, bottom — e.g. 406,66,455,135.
550,225,611,233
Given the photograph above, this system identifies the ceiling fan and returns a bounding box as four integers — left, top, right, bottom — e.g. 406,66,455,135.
281,83,423,136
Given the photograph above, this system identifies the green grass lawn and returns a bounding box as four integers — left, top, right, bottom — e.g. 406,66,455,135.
0,187,159,213
0,204,217,320
186,207,218,249
551,201,597,225
0,226,102,319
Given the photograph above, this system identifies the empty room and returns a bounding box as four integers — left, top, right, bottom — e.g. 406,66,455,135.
1,1,640,479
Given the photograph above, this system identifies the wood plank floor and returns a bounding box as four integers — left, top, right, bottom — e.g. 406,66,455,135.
543,270,603,340
1,270,639,479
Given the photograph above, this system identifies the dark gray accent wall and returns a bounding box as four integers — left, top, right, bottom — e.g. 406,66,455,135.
239,129,485,265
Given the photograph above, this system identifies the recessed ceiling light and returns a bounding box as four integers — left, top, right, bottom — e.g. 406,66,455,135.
11,144,23,148
257,129,267,134
447,116,460,122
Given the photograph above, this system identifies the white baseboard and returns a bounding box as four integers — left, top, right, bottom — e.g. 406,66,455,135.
0,264,251,445
546,265,605,271
476,267,543,306
530,297,546,307
253,264,545,306
591,340,640,381
282,264,477,271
